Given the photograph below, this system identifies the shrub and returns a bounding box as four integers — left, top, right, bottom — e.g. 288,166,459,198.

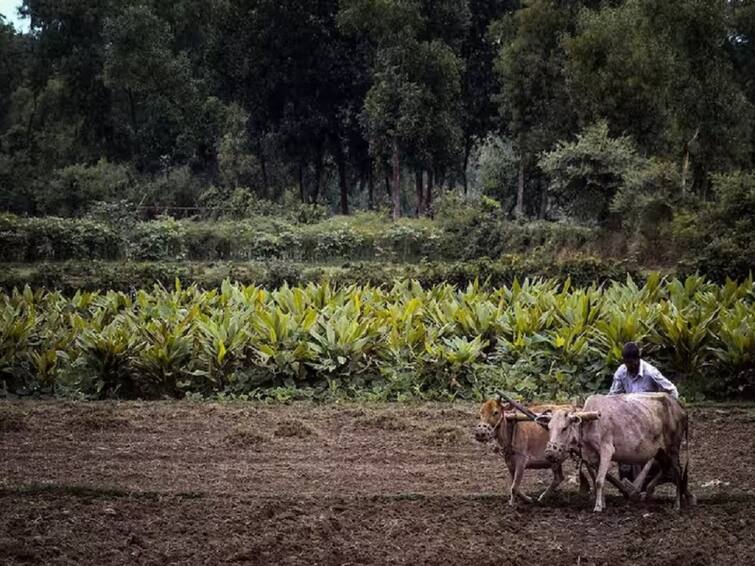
40,159,134,217
128,217,186,260
539,121,647,224
675,171,755,283
0,214,121,261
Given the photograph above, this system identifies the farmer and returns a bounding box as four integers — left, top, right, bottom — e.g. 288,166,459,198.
609,341,679,481
609,342,679,399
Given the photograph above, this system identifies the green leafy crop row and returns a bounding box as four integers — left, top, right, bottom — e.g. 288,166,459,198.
1,275,752,401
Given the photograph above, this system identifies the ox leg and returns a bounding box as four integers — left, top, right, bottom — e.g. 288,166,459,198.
641,468,665,501
593,447,614,513
578,465,592,495
631,458,658,495
538,463,564,502
509,459,531,506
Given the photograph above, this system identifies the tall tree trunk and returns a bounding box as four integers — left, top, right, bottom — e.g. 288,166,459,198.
358,174,366,208
515,161,525,218
258,139,269,199
26,92,38,161
298,162,306,203
539,178,548,219
391,139,401,220
415,169,424,217
385,175,391,197
127,88,139,158
681,128,700,195
426,169,434,218
367,166,375,210
336,147,349,215
463,137,472,195
312,150,323,204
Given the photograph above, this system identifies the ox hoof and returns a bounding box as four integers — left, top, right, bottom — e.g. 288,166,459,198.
510,492,531,506
593,505,604,513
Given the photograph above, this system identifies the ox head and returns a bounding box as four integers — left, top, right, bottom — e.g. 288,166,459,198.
474,398,507,443
537,409,600,463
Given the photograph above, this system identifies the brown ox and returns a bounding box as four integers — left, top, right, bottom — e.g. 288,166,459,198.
474,399,590,506
539,392,695,512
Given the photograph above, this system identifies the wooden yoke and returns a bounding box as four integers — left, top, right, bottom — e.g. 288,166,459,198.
496,391,548,428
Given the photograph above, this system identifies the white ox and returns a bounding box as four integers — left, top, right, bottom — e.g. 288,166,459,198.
537,392,695,512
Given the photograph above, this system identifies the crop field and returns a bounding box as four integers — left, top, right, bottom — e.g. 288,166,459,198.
2,275,753,401
1,401,753,565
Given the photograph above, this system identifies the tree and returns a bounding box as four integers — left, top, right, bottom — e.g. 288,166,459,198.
493,0,577,218
0,16,25,132
340,0,466,218
539,121,647,224
565,0,753,194
459,0,518,193
103,4,203,171
728,0,755,166
20,0,119,160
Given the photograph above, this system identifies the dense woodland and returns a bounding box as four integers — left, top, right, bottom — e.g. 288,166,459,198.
0,0,753,279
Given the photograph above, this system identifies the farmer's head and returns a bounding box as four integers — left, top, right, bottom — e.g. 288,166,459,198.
622,341,641,374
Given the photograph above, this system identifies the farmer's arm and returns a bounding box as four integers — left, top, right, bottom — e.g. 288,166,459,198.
608,367,626,395
649,365,679,399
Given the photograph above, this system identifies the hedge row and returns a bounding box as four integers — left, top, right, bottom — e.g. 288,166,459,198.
0,213,599,263
0,257,641,294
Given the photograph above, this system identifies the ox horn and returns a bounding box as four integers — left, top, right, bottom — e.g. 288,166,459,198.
570,411,600,422
534,413,552,425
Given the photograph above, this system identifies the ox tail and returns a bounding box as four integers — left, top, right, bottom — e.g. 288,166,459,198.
681,414,690,496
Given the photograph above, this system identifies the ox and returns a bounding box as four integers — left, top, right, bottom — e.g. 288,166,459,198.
538,392,695,512
474,398,590,506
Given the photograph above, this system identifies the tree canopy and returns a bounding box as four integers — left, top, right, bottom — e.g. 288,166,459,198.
0,0,754,222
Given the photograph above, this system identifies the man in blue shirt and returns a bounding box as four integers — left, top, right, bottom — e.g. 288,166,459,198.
609,342,679,398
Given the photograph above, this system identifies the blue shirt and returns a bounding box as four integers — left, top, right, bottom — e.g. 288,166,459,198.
609,359,679,399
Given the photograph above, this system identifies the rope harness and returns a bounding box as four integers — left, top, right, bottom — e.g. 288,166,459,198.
492,409,517,458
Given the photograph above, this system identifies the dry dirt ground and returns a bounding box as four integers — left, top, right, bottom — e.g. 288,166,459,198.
1,401,753,566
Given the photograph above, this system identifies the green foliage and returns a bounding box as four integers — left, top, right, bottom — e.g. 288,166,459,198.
128,217,186,261
470,134,519,206
564,0,753,184
2,276,752,400
0,256,640,297
492,0,577,217
675,171,755,282
539,121,647,223
41,159,134,217
0,214,121,262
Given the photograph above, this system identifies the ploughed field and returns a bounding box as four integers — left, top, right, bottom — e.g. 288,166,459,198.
1,402,753,565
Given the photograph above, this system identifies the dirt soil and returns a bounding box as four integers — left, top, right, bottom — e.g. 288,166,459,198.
1,401,753,565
